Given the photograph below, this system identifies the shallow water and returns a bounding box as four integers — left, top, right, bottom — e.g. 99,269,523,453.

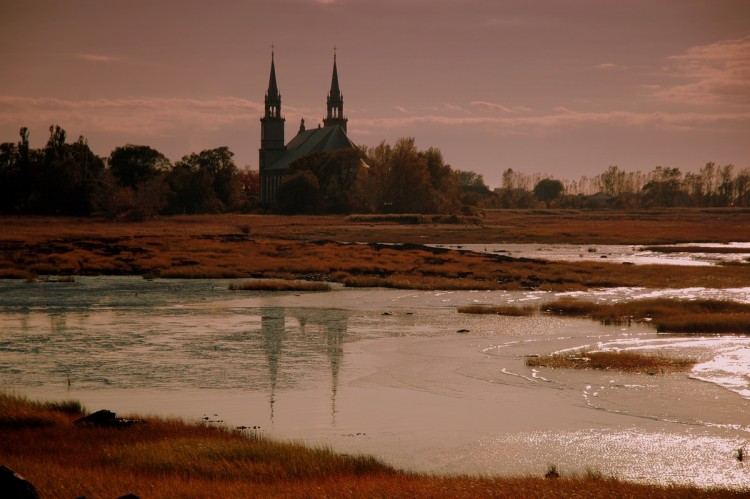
1,277,748,488
433,242,750,266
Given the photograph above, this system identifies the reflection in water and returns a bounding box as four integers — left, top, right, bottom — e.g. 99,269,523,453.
261,307,348,424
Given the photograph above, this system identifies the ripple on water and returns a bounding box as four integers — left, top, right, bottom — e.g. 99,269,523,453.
482,429,749,489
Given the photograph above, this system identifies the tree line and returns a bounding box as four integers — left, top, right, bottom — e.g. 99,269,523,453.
1,126,746,217
0,126,259,219
492,163,750,209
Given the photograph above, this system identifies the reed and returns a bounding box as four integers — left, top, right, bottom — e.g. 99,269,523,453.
457,304,535,316
228,279,331,292
543,298,750,334
526,350,696,374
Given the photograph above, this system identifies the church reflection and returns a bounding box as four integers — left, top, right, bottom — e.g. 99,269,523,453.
260,307,348,425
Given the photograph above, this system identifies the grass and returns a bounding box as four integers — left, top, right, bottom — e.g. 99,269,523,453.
542,298,750,334
458,298,750,334
345,213,482,225
1,391,743,498
525,350,696,374
457,304,535,316
2,213,750,291
228,279,331,292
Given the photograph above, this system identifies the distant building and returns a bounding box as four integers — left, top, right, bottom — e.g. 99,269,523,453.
259,52,358,205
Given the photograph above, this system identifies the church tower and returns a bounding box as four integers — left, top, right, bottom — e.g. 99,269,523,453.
323,52,347,133
259,51,285,203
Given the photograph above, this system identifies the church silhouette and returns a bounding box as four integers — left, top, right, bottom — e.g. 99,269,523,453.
259,52,358,205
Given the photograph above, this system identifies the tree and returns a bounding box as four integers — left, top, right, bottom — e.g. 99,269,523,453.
276,170,320,214
533,178,564,207
108,145,170,188
641,166,686,207
167,147,243,213
598,165,626,197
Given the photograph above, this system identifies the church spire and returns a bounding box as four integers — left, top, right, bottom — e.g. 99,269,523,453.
329,52,341,102
265,49,281,119
324,49,347,132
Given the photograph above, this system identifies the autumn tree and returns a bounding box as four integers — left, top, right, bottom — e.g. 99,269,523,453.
108,145,170,188
533,178,564,207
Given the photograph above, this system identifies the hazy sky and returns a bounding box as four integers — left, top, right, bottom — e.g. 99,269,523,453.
2,0,749,187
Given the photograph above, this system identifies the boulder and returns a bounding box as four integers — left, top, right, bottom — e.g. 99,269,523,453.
0,466,40,499
74,409,137,428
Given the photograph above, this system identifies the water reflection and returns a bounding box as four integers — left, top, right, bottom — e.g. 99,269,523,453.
261,307,348,424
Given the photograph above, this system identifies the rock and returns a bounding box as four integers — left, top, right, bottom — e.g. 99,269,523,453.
0,466,40,499
457,329,470,334
74,409,138,428
117,494,140,499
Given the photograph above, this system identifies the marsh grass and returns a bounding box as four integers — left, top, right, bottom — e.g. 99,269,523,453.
228,279,331,292
3,214,750,291
525,350,696,374
345,214,482,225
457,304,535,316
543,298,750,334
0,392,743,498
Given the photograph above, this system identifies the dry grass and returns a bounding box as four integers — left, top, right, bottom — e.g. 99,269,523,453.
544,298,750,334
2,213,750,291
345,213,482,225
228,279,331,292
525,350,696,374
1,392,743,498
457,304,535,316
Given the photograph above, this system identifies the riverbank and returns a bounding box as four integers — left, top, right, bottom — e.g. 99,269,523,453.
1,391,744,498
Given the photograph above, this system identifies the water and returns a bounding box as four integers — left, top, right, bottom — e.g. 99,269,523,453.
1,276,749,488
432,242,750,266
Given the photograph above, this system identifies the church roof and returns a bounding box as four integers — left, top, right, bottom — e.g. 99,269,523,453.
266,125,357,172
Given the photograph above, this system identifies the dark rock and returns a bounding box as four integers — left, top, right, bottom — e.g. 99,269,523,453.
457,329,470,334
117,494,140,499
74,409,138,428
0,466,40,499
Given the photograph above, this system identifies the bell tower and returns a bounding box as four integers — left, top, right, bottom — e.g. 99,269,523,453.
259,50,286,204
323,50,347,133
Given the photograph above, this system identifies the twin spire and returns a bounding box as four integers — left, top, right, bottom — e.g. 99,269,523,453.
264,49,347,132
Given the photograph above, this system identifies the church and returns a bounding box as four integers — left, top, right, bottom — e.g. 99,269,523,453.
259,52,359,205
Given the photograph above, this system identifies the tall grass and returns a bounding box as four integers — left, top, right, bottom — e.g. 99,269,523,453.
526,350,696,374
543,298,750,334
457,305,535,316
228,279,331,292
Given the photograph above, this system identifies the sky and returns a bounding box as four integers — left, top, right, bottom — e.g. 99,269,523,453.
1,0,749,188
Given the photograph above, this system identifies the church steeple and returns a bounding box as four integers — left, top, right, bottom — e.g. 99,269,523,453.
323,50,347,132
259,49,286,205
264,50,281,119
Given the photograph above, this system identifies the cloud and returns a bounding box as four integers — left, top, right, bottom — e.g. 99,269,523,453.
649,34,750,106
74,53,122,63
596,63,624,70
470,101,533,114
352,107,750,136
0,95,265,138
